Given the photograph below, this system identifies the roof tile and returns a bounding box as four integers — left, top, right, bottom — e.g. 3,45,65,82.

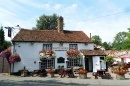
12,29,93,43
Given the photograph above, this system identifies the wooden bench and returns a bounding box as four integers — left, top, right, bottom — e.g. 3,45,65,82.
93,72,111,79
58,69,74,78
31,69,47,77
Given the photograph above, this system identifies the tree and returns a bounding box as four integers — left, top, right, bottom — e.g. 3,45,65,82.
35,13,59,30
122,28,130,50
3,40,11,49
0,26,11,52
112,32,127,50
102,42,112,50
0,26,4,46
91,35,102,46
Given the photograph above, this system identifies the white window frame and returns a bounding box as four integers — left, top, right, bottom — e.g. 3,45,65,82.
40,58,55,69
43,44,52,50
67,58,81,68
69,44,78,50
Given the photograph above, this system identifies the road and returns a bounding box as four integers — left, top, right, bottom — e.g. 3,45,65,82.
0,73,130,86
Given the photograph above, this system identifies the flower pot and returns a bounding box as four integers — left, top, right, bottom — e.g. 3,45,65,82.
116,74,125,80
21,72,27,77
50,73,54,77
79,74,87,79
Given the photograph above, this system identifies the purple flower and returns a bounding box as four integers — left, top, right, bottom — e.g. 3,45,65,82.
0,51,6,58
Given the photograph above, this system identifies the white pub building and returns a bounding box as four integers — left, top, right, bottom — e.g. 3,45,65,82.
11,16,106,73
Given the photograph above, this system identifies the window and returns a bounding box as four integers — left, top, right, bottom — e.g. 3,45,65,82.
43,44,52,50
40,58,55,69
57,57,65,63
100,57,104,60
67,58,81,68
69,44,77,50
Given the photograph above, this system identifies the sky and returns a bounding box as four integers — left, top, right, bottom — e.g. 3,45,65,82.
1,0,130,42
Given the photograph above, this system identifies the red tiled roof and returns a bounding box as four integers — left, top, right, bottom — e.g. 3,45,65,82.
80,50,107,56
12,29,93,43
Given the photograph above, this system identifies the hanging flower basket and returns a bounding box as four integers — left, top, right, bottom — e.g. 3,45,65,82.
9,53,21,64
67,50,82,59
39,50,56,60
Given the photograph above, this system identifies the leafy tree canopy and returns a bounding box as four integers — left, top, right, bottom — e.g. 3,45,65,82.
0,26,4,46
112,32,127,50
102,42,112,50
0,26,11,52
35,13,59,30
91,35,102,46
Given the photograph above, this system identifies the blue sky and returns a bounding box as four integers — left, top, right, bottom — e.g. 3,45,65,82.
1,0,130,42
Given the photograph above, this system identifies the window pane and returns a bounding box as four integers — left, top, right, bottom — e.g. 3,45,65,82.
43,44,52,50
69,44,77,50
67,58,81,68
40,58,55,69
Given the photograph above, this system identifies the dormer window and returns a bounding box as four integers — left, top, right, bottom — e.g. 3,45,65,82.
69,44,77,50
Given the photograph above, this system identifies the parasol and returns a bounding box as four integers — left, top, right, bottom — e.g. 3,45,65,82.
120,55,130,58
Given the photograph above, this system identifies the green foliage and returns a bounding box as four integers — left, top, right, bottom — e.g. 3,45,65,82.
121,28,130,50
104,56,115,67
35,13,59,30
104,56,115,63
0,26,11,52
122,39,130,50
112,32,127,50
0,26,4,46
91,35,102,46
3,40,11,49
102,42,112,50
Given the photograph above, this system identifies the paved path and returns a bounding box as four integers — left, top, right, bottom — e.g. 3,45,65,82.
0,73,130,86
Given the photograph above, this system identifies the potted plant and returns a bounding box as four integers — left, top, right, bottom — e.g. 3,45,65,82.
19,66,28,77
47,66,55,77
112,62,127,80
104,56,115,72
78,67,88,79
67,49,82,59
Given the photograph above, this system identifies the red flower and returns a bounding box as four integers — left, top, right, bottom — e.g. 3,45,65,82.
114,71,126,75
67,50,81,58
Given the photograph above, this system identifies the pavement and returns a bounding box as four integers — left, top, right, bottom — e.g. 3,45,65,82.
0,72,130,86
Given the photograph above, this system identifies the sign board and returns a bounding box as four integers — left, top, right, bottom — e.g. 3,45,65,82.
52,47,69,51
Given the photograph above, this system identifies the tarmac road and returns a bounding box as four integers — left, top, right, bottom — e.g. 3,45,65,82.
0,73,130,86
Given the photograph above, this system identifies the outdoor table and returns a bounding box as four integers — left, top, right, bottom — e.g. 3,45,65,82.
94,69,106,79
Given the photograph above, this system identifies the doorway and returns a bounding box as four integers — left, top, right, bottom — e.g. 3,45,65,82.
85,58,89,71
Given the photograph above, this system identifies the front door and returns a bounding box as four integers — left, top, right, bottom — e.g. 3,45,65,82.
85,58,89,71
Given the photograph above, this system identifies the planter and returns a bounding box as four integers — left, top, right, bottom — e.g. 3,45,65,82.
116,74,125,80
79,74,87,79
50,73,54,77
21,72,27,77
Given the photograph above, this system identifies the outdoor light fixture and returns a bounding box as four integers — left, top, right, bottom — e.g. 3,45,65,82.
100,60,102,70
60,42,63,46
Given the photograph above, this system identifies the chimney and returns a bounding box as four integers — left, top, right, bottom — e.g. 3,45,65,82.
58,16,63,32
90,33,91,39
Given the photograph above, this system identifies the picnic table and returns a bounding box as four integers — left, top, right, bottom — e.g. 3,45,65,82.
31,69,47,77
58,68,74,78
93,69,111,79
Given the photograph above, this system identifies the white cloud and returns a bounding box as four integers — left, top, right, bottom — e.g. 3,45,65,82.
63,4,77,14
40,4,50,10
53,4,62,10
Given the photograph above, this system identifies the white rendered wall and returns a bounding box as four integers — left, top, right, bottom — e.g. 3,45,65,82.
12,42,93,72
